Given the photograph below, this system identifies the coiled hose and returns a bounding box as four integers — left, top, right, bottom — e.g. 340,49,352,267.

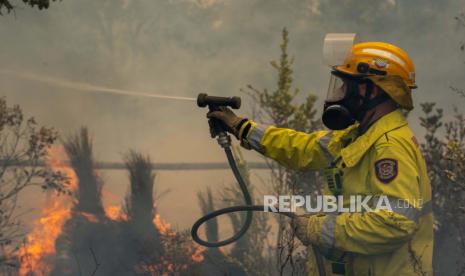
190,146,326,276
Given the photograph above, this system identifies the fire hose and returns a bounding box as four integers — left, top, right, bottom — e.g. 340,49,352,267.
191,93,326,276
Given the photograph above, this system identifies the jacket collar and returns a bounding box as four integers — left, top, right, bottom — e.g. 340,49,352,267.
340,109,408,168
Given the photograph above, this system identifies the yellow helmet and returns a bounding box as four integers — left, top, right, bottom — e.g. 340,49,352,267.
333,42,416,110
334,42,416,88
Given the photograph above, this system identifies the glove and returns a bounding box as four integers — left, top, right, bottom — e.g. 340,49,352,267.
291,214,313,246
207,107,247,138
292,214,345,261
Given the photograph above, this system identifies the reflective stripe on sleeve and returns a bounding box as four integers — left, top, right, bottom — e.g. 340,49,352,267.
248,124,268,154
320,214,337,249
374,196,433,223
238,120,253,139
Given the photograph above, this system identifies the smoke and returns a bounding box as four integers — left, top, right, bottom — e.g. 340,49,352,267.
0,0,464,243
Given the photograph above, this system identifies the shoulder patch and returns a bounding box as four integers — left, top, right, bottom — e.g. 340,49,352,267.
375,158,398,184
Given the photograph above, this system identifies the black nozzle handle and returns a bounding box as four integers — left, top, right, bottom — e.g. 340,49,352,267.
197,93,241,109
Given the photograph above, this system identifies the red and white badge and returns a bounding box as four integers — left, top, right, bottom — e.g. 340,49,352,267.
375,158,398,184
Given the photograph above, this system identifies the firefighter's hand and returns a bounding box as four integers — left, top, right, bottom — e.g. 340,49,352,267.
291,214,313,246
207,107,247,138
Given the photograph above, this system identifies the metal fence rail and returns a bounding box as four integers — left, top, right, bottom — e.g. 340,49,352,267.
0,160,269,171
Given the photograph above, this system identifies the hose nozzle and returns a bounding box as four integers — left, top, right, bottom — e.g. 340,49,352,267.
197,93,242,138
197,93,241,109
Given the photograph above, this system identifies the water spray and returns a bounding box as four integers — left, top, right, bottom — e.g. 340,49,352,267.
2,69,325,274
0,70,196,102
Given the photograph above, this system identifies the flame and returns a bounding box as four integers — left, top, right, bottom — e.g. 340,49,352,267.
191,246,205,263
152,213,205,263
105,205,128,221
77,212,99,223
18,144,206,275
18,145,77,276
153,213,172,236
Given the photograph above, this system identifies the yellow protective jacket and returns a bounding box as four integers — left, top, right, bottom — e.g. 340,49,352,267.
240,109,433,276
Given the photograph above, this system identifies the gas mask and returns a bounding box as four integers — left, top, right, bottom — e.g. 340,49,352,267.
322,72,366,130
322,71,390,130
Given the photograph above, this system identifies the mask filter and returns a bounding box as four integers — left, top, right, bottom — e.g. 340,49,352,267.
322,104,355,130
322,73,362,130
322,73,390,130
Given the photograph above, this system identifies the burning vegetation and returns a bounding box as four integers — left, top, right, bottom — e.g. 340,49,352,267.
15,128,252,275
18,146,77,275
4,24,464,275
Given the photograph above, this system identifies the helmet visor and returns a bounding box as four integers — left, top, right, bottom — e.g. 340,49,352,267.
323,33,359,67
326,74,347,102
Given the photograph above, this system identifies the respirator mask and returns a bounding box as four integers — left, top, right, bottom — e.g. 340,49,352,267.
321,33,363,130
321,34,391,130
322,72,367,130
322,71,391,130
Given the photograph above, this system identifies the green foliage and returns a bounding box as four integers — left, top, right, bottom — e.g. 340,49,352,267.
0,97,66,270
245,28,319,133
196,146,272,276
0,0,56,14
244,28,320,275
420,102,465,275
219,146,272,276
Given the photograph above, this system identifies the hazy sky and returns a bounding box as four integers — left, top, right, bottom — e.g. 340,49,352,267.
1,0,464,231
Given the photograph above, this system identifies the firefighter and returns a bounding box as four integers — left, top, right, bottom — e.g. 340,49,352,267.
208,41,433,276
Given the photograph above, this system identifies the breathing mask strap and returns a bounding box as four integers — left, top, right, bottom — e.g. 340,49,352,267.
357,80,390,118
355,81,392,134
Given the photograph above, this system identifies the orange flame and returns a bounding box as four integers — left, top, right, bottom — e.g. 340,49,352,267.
191,246,205,263
18,145,77,276
152,213,205,263
77,212,99,223
18,144,205,275
105,205,128,221
153,213,173,236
